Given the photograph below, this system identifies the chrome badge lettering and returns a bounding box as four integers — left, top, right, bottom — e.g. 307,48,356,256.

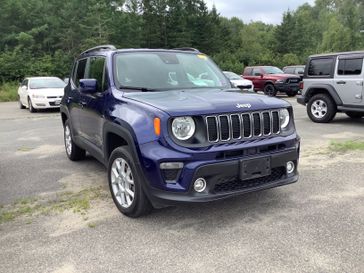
236,103,252,109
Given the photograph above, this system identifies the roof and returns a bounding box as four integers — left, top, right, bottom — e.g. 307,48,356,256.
309,50,364,58
79,45,201,57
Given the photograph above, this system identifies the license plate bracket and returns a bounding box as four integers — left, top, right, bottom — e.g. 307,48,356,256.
240,157,271,181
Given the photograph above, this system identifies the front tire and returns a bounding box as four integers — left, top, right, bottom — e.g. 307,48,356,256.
108,147,152,218
264,84,277,97
307,94,336,123
286,90,298,97
19,97,25,109
64,120,86,161
346,111,364,119
28,97,36,113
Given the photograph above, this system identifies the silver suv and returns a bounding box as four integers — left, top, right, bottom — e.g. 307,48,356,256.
297,51,364,122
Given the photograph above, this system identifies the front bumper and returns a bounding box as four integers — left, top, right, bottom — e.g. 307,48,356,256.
296,95,306,105
32,98,62,109
274,82,300,93
139,135,300,207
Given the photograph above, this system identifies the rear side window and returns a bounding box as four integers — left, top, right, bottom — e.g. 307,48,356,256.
73,59,87,87
252,68,261,76
244,68,252,75
88,57,107,92
308,58,334,76
338,58,363,75
295,67,305,74
284,67,295,74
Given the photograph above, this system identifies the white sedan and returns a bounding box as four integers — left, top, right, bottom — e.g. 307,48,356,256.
223,71,254,92
18,77,66,112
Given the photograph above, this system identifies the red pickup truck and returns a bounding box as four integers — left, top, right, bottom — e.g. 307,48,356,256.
243,66,301,97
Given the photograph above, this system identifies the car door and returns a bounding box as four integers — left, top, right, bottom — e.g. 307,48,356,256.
68,58,88,137
334,56,363,105
249,67,264,90
79,56,108,150
18,79,28,105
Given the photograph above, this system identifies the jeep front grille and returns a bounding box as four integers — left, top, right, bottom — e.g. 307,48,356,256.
205,111,281,143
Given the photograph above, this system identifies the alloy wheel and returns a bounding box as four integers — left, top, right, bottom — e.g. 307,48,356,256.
110,158,135,208
64,125,72,155
311,99,327,119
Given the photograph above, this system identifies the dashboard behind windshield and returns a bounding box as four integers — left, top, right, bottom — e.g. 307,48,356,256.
114,52,230,91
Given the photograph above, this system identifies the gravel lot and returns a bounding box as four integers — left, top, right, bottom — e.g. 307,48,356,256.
0,97,363,273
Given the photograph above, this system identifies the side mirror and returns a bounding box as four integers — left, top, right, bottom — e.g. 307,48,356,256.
297,71,304,75
254,72,262,77
79,79,98,94
21,85,27,91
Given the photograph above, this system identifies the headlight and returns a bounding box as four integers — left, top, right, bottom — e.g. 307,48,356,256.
279,109,290,129
32,94,45,99
276,79,285,84
171,117,195,140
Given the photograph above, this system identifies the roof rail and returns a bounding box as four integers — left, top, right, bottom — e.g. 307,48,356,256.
172,47,200,53
80,45,116,55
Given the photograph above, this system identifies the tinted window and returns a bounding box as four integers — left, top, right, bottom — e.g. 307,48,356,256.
284,67,295,74
252,68,261,76
338,58,363,75
74,59,87,87
244,68,252,75
295,67,305,74
88,57,106,92
308,58,334,76
21,79,28,87
262,66,284,74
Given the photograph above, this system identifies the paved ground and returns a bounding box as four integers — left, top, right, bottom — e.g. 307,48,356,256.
0,98,363,273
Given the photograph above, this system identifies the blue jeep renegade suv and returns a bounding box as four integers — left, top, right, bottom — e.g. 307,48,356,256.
60,45,300,217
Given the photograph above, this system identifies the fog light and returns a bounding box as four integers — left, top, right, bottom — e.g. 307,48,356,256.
286,161,295,174
194,178,206,192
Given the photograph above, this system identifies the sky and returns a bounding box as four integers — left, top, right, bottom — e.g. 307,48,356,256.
204,0,315,25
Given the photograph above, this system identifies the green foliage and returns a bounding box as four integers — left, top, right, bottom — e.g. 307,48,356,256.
0,82,18,102
329,140,364,152
0,0,363,84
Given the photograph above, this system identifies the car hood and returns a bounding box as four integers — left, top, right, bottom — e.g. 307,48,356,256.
124,89,290,116
29,88,64,97
266,74,300,79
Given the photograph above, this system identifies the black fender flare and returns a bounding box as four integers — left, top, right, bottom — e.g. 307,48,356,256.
103,120,141,165
103,120,158,204
305,84,343,106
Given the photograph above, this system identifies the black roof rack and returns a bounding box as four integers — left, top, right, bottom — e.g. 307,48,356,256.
80,45,116,55
172,47,200,53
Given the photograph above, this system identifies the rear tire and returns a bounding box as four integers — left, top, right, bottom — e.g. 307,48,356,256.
346,111,364,119
28,97,36,113
264,84,277,97
108,147,152,218
307,93,336,123
64,120,86,161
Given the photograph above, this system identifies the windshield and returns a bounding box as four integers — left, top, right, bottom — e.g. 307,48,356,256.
223,71,242,80
114,52,230,91
29,78,66,89
263,67,284,74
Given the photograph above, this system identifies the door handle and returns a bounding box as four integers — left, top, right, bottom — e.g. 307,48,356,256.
336,81,346,85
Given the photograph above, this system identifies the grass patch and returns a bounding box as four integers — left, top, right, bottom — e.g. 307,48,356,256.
0,187,106,224
0,82,18,102
329,140,364,152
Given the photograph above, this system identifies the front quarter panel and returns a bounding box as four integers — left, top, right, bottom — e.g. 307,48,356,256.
106,89,169,145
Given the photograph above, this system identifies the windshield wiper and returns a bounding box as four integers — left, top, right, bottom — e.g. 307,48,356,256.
119,85,157,92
